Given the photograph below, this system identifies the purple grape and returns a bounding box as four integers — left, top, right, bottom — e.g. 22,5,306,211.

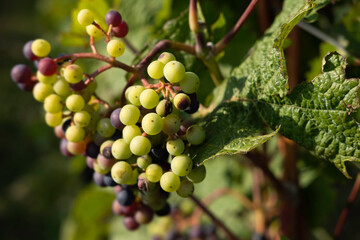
86,141,99,158
104,173,118,186
111,129,123,140
185,93,199,114
105,10,122,26
37,57,57,76
17,80,36,92
112,21,129,38
23,41,39,61
60,138,73,157
123,216,139,231
70,80,86,92
93,172,107,187
150,145,169,162
11,64,32,83
110,108,125,130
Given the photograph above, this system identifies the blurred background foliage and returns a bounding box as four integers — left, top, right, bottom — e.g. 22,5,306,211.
1,0,360,239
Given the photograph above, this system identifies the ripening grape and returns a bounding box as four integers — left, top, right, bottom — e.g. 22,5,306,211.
67,140,86,155
64,64,83,84
37,57,57,76
166,139,185,156
37,71,57,84
127,85,144,106
97,118,116,137
162,113,180,135
111,161,133,184
130,136,151,156
140,89,159,109
158,52,175,65
93,160,110,174
44,94,63,113
45,112,62,127
123,125,141,144
176,179,194,197
145,164,163,182
53,78,71,97
186,125,205,145
147,60,165,79
100,140,113,158
171,155,192,177
163,60,185,83
137,155,152,170
179,72,200,94
23,40,39,61
77,9,94,26
74,110,91,127
119,104,140,125
160,172,180,192
142,113,163,135
174,93,191,110
107,39,125,57
33,82,54,102
110,108,125,130
97,153,116,169
184,93,199,114
86,24,104,39
112,21,129,38
11,64,32,83
134,206,154,224
66,94,85,112
105,10,122,26
123,216,140,231
31,39,51,57
112,138,132,160
187,165,206,183
156,99,172,117
65,125,85,142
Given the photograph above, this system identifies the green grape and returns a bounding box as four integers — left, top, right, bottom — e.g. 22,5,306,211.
158,52,176,65
45,112,62,127
77,9,94,26
179,72,200,94
65,125,85,142
147,60,165,79
125,86,135,102
160,172,180,192
145,164,163,182
44,94,63,113
93,160,110,174
123,125,142,143
166,139,185,156
127,168,139,185
142,113,163,135
174,93,191,110
53,77,71,97
130,136,151,156
156,99,172,117
127,85,145,106
31,39,51,57
111,138,132,160
97,118,115,137
66,94,85,112
111,161,133,184
33,82,54,102
176,179,194,197
74,110,91,127
64,64,83,84
119,104,140,125
140,89,159,109
186,125,205,145
106,39,125,57
137,155,152,170
163,60,185,83
37,71,57,84
171,154,192,177
186,165,206,183
86,24,103,39
162,113,180,135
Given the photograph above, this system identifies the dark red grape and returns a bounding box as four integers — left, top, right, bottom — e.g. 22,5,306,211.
37,57,57,76
17,80,36,92
11,64,32,83
23,41,39,61
123,216,139,231
86,141,99,158
105,10,122,26
112,21,129,38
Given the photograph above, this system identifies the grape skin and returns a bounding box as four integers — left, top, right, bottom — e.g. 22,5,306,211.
86,24,104,39
166,139,185,156
145,164,163,183
53,78,71,97
160,171,180,192
158,52,175,65
112,21,129,38
139,89,159,109
31,39,51,57
65,125,85,143
122,125,142,143
45,112,62,127
127,85,145,106
107,39,125,57
162,113,180,135
11,64,32,83
130,136,151,156
37,71,57,84
119,104,140,126
187,165,206,183
33,82,54,102
147,60,165,79
65,94,85,112
171,155,193,177
64,64,83,84
142,113,163,135
96,118,115,137
163,60,185,83
111,138,132,160
105,10,122,26
74,111,91,127
111,161,133,184
44,94,63,113
186,125,206,145
179,72,200,94
77,9,94,26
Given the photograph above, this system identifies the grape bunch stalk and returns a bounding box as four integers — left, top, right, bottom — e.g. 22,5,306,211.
10,8,207,231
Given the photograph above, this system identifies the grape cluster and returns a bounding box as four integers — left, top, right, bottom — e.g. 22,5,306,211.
10,8,207,232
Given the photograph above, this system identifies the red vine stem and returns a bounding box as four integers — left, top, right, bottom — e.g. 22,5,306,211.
214,0,259,55
92,22,110,42
334,173,360,239
189,0,206,55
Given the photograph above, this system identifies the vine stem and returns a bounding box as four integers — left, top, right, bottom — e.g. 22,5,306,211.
214,0,259,55
334,173,360,239
189,0,207,55
189,195,239,240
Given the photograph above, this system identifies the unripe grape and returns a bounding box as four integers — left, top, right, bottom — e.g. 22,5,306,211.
180,72,200,94
187,165,206,183
65,125,85,142
140,89,159,109
137,155,152,170
64,64,83,84
53,78,71,97
37,71,57,84
147,60,165,79
163,60,185,83
66,94,85,112
174,93,191,110
123,125,141,143
44,94,63,113
127,85,145,106
86,24,103,39
11,64,32,83
97,153,116,169
171,155,193,176
74,110,91,127
186,125,205,145
176,179,194,197
156,99,173,117
33,82,54,102
111,161,133,184
31,39,51,57
45,112,62,127
77,9,94,26
112,21,129,38
107,39,125,57
112,138,132,160
105,10,122,26
142,113,163,135
130,136,151,156
162,113,180,135
166,139,185,156
37,57,57,76
158,52,176,65
127,168,139,185
119,104,140,125
160,172,180,192
97,118,115,137
145,164,163,182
